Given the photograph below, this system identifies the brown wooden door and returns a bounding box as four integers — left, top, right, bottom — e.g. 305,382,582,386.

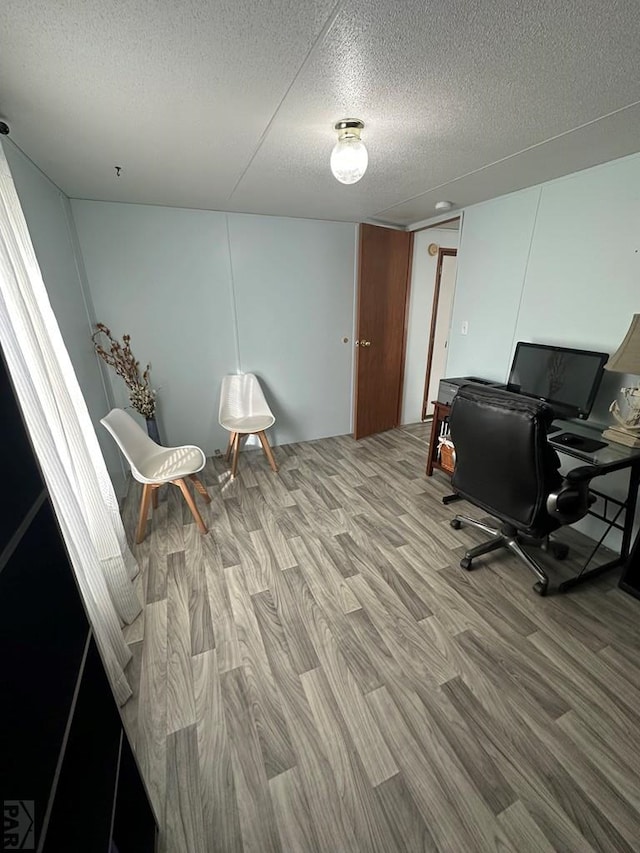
354,224,414,439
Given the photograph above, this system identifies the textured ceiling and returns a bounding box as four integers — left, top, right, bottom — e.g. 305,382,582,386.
2,0,640,226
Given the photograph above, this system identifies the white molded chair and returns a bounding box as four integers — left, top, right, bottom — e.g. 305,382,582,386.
218,373,278,478
101,409,211,544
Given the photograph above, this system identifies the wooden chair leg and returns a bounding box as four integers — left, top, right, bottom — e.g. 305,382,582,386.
189,473,211,503
231,433,241,479
136,483,153,544
257,431,278,473
152,486,159,510
175,478,208,534
225,432,237,462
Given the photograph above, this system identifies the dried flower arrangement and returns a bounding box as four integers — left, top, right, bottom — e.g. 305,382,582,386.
92,323,156,419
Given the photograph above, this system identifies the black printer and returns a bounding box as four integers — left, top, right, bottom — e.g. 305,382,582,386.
437,376,507,407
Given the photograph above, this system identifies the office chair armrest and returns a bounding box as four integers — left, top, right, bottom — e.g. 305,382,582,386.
565,455,639,484
546,478,595,524
547,457,637,522
567,454,640,483
565,464,606,484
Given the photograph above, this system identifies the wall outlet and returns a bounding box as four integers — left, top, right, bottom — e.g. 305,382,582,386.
461,320,469,335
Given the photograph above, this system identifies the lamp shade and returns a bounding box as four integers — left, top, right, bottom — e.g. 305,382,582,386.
605,315,640,375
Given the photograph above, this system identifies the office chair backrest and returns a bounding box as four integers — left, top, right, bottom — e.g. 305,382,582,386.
450,385,562,534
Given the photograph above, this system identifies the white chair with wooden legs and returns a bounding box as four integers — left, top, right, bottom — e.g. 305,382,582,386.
100,409,211,544
219,373,278,478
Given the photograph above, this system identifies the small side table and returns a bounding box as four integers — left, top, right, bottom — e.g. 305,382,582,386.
426,400,452,477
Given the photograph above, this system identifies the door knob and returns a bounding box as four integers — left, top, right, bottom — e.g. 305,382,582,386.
356,339,371,347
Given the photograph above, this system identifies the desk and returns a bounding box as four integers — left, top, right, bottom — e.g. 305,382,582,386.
548,420,640,592
426,405,640,592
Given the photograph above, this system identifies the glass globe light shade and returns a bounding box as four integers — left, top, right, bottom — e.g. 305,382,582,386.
330,136,368,185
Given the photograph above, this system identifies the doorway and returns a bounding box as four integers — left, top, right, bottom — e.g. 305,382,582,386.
422,246,458,418
399,218,461,426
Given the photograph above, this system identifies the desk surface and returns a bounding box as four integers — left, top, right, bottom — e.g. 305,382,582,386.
549,419,640,467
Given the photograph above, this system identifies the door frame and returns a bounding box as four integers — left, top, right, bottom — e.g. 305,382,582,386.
421,247,457,420
395,233,415,427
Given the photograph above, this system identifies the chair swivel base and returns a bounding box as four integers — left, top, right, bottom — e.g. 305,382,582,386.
450,515,568,596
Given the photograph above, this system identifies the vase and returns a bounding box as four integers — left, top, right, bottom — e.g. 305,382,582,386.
145,417,162,445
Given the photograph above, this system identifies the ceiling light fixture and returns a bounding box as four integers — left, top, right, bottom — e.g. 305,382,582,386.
435,200,454,212
330,119,368,185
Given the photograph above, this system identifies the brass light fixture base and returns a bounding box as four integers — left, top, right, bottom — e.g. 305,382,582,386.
334,119,364,134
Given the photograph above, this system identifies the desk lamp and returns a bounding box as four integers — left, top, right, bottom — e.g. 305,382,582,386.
603,314,640,448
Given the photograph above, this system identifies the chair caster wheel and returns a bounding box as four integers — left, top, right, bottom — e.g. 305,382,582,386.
533,581,548,596
551,543,569,561
460,557,472,570
450,519,462,530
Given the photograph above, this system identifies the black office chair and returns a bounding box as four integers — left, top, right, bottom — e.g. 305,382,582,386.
448,385,597,595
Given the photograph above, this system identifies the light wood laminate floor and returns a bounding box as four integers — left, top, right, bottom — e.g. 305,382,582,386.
120,426,640,852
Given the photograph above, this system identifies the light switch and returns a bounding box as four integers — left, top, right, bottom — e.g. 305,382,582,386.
461,321,469,335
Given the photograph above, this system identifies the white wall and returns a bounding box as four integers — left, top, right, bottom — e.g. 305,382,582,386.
228,214,355,444
512,159,640,423
447,153,640,394
70,202,238,456
446,188,541,381
401,229,458,424
4,141,126,492
71,201,356,457
445,151,640,547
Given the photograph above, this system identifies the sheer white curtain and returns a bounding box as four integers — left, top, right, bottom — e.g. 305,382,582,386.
0,143,141,705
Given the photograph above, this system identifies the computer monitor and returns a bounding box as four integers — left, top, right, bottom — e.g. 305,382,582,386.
507,342,609,419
